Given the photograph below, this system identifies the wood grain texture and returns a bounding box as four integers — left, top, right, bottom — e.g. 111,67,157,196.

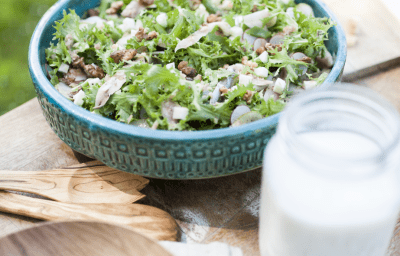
0,161,149,204
0,191,179,241
139,169,262,244
322,0,400,77
0,221,173,256
0,99,80,171
3,62,400,253
354,66,400,113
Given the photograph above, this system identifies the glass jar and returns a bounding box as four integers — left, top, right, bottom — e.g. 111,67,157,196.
259,84,400,256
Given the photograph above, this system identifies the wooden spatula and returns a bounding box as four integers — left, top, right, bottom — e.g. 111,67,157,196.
0,221,174,256
0,191,179,241
0,161,149,204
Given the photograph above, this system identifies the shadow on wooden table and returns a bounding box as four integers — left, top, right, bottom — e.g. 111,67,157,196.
70,148,262,252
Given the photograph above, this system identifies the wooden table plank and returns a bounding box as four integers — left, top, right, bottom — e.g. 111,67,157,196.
0,99,81,171
354,66,400,112
138,169,262,244
322,0,400,77
2,64,400,254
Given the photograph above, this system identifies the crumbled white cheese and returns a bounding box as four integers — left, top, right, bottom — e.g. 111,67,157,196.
80,16,106,30
243,9,270,28
239,74,253,86
73,90,86,106
156,13,168,27
195,4,209,19
273,78,286,94
172,107,189,120
286,7,295,18
234,16,243,27
254,67,269,77
229,26,243,39
257,51,269,64
58,63,70,74
106,20,115,28
303,80,318,90
79,23,88,30
166,62,175,70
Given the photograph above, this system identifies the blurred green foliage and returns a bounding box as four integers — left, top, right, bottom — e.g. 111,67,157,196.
0,0,57,116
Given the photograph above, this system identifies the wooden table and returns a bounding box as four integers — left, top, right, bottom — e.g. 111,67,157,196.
3,0,400,253
1,66,400,255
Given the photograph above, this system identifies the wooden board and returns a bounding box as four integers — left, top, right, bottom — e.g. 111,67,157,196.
322,0,400,78
0,221,172,256
3,51,400,255
379,0,400,22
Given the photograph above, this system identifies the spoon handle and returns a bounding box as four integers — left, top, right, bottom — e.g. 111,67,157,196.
0,161,149,204
0,191,179,241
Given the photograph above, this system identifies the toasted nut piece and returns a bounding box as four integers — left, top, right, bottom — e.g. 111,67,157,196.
251,5,258,12
139,0,155,6
94,43,101,50
106,1,124,14
70,55,104,79
83,63,105,79
275,45,283,52
298,56,312,63
111,1,124,9
71,55,85,68
243,90,255,104
61,68,87,85
265,42,282,55
177,61,188,70
346,18,358,36
122,49,138,61
110,50,125,63
182,66,197,77
214,28,224,36
253,38,268,51
147,31,158,40
256,46,266,55
111,49,138,63
106,8,117,14
219,86,229,94
241,56,249,65
244,60,258,69
207,14,222,23
135,27,147,42
283,26,297,35
88,9,99,17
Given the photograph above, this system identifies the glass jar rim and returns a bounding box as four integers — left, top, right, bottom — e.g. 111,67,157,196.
277,83,400,177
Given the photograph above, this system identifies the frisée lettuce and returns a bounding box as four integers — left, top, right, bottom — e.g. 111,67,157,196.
45,0,335,131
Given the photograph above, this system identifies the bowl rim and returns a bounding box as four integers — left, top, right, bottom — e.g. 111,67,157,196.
28,0,347,141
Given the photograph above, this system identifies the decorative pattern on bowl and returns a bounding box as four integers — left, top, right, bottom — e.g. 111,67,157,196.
29,0,347,179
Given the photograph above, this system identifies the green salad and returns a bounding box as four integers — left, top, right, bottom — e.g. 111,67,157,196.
45,0,335,131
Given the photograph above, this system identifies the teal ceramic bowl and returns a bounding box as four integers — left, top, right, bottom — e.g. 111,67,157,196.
29,0,346,179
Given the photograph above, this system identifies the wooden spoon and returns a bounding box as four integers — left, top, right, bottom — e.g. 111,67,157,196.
0,161,149,204
0,191,179,241
0,221,174,256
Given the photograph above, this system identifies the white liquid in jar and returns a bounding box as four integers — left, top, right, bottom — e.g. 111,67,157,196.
260,131,400,256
